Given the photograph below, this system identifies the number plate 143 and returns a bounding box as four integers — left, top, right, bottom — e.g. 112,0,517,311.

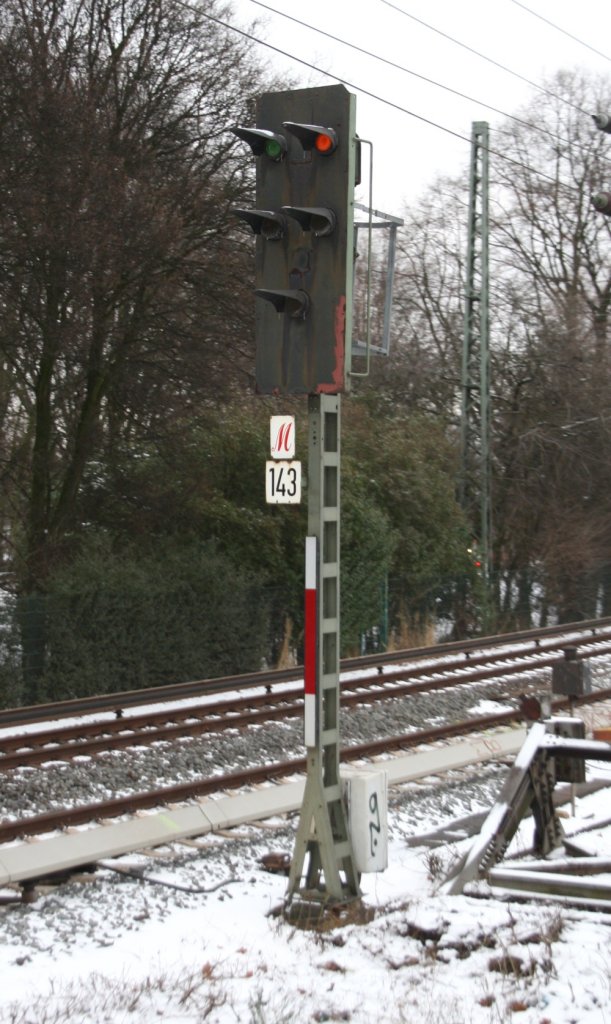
266,460,302,504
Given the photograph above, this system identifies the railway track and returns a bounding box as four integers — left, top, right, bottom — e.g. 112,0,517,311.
2,614,611,730
1,617,611,861
2,618,611,772
1,681,610,847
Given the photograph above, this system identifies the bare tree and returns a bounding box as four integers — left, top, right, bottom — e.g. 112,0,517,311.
0,0,276,697
381,69,611,629
0,0,267,597
489,70,611,622
367,178,466,420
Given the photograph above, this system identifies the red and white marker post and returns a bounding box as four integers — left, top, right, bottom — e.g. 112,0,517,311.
304,536,318,747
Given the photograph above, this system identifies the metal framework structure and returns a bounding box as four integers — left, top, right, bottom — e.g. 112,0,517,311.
442,718,611,902
460,121,491,578
351,202,404,362
234,84,364,905
286,394,361,904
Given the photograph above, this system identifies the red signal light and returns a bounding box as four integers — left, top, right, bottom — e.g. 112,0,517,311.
283,121,338,155
315,132,334,154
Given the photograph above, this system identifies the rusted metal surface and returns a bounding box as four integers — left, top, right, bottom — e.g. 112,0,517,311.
2,685,611,846
0,693,304,770
0,759,305,844
2,616,611,729
2,634,611,772
593,728,611,741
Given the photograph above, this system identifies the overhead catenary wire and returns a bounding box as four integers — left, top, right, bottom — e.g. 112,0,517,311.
196,6,467,145
378,0,592,118
509,0,611,66
246,0,572,149
193,3,582,196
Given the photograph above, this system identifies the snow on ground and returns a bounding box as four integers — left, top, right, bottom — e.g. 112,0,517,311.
1,766,611,1024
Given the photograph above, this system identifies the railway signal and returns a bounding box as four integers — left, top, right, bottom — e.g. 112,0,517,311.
592,113,611,134
591,114,611,216
591,191,611,217
231,126,288,160
230,84,358,395
231,85,363,907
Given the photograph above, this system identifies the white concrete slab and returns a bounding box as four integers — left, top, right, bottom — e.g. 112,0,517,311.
0,728,524,886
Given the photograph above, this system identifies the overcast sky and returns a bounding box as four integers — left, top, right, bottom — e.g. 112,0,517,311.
228,0,611,214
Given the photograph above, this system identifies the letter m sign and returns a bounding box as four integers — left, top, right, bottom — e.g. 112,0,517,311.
270,416,296,459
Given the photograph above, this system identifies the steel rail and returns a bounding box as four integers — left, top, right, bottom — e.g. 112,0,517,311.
2,633,611,771
1,616,611,729
1,686,610,846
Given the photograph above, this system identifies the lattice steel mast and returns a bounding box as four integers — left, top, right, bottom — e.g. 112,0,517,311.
459,121,491,579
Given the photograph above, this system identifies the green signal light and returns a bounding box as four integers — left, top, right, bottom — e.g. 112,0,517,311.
229,126,287,161
265,137,284,161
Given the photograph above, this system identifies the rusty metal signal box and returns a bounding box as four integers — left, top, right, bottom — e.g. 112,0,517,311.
232,84,357,396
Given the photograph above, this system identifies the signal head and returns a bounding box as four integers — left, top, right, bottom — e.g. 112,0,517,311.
281,206,337,237
592,113,611,134
230,126,287,161
282,122,338,155
591,191,611,216
233,208,287,240
255,288,310,319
